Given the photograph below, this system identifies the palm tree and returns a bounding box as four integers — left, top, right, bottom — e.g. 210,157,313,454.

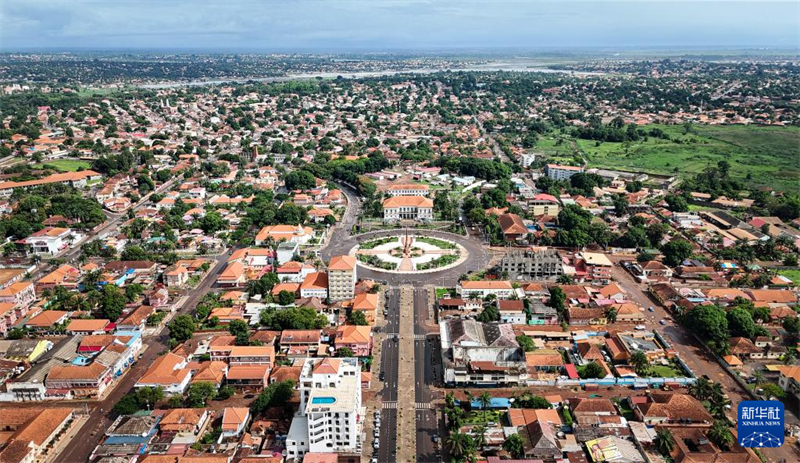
783,349,796,365
689,377,712,402
478,392,493,422
752,369,765,386
605,307,618,324
654,428,675,456
472,425,487,451
708,420,733,450
447,431,469,459
630,350,649,376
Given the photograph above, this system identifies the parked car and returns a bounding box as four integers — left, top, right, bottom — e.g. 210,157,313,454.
373,439,380,448
659,319,667,325
648,307,655,312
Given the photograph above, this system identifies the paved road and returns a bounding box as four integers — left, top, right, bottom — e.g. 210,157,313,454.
610,260,800,463
414,287,444,463
55,250,231,463
377,288,400,463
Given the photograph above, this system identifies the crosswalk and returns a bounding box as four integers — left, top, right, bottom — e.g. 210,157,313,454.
382,401,397,409
415,402,433,409
414,334,426,340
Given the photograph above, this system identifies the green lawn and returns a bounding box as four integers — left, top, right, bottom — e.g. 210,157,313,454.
778,269,800,284
34,159,92,172
463,410,503,425
649,364,686,378
573,124,800,193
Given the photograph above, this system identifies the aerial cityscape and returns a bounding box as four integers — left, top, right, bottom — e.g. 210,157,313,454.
0,1,799,463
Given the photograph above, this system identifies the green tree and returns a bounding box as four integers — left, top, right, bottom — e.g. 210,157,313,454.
336,347,355,357
7,328,25,340
168,314,197,343
579,362,605,379
113,394,140,415
478,392,492,422
662,239,693,267
549,286,566,318
100,284,126,321
277,290,295,306
503,433,525,458
685,304,728,348
476,305,500,323
251,380,296,415
726,307,757,339
348,310,368,326
654,428,675,457
259,306,328,330
472,424,487,450
605,307,618,324
447,432,471,459
708,420,733,450
515,334,535,352
216,385,235,401
186,382,218,408
630,350,649,376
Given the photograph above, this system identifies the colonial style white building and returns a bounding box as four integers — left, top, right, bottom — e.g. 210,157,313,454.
286,358,364,460
386,183,429,197
382,196,434,223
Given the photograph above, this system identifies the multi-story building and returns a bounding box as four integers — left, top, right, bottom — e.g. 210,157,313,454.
22,227,80,255
545,163,584,180
286,358,364,461
527,193,561,216
382,196,434,223
300,272,328,300
457,280,514,299
577,252,613,282
386,183,429,197
440,319,527,386
500,248,563,280
327,256,356,302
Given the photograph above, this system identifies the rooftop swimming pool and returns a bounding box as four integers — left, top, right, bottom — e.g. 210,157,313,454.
311,397,336,405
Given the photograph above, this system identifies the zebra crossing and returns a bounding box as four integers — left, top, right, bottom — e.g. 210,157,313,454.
415,402,433,409
382,401,397,409
414,334,426,340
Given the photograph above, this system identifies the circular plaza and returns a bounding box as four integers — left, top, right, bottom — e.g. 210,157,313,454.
350,233,467,274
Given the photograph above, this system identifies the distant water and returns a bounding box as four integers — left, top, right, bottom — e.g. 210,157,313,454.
140,62,603,89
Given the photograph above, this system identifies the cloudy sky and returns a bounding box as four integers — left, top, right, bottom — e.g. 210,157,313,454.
1,0,798,51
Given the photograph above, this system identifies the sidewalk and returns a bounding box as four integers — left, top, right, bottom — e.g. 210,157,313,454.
397,285,417,462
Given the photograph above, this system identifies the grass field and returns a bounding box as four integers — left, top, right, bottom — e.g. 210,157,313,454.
535,124,800,193
34,159,92,172
778,269,800,284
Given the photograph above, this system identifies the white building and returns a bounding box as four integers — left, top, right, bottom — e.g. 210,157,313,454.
22,227,80,255
276,241,300,265
327,256,356,302
545,164,584,181
383,196,434,223
386,183,430,197
286,358,364,460
457,280,515,299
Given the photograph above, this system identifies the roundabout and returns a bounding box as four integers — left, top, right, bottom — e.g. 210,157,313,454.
350,232,467,274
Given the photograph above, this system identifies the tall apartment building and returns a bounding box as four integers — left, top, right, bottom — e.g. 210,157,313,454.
327,255,356,301
545,163,584,181
500,248,564,280
286,358,364,461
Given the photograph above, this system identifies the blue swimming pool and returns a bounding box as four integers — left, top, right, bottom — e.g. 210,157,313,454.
312,397,336,405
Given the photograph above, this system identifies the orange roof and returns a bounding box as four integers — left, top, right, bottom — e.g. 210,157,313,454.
226,364,269,380
218,261,245,281
0,170,101,191
747,289,797,304
336,325,371,345
67,318,110,332
138,353,190,386
191,361,228,384
37,264,79,285
312,358,341,375
229,345,275,358
382,195,433,208
460,280,512,290
158,408,206,433
0,281,33,297
48,362,108,381
255,225,313,243
352,293,378,311
328,255,356,271
300,272,328,291
26,310,69,327
525,350,564,367
272,282,300,296
498,213,527,235
221,407,249,431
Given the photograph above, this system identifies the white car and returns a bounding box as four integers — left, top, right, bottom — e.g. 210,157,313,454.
635,325,646,330
373,439,380,448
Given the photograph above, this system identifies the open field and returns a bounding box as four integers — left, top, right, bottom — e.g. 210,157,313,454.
33,159,92,172
536,124,800,193
778,269,800,284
